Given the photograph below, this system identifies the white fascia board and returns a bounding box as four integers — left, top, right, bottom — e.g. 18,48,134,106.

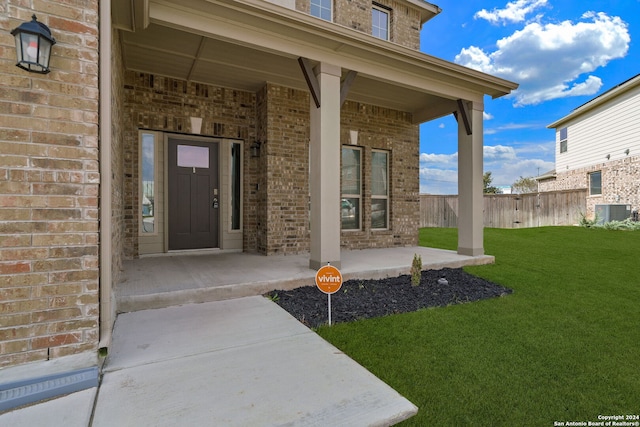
402,0,442,25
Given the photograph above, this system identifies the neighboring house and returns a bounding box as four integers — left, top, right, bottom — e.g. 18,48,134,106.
542,73,640,220
0,0,516,393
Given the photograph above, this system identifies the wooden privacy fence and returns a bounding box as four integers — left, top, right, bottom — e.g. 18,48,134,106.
420,190,588,228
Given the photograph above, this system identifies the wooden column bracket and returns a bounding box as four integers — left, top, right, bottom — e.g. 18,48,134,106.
456,99,472,136
298,57,321,108
340,70,357,106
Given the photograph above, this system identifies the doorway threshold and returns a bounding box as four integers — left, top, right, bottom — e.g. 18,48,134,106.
140,248,242,258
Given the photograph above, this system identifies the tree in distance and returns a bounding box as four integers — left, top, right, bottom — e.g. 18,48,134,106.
483,171,500,194
512,176,538,194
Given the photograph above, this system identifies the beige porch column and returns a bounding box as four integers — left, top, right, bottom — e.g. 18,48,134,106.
309,62,342,270
457,100,485,256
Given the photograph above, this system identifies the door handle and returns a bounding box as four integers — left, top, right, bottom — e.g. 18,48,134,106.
212,197,219,209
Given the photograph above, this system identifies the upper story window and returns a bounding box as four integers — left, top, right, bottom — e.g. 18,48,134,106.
311,0,332,21
559,127,568,153
372,5,390,40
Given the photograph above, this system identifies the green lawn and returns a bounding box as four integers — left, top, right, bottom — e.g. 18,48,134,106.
317,227,640,426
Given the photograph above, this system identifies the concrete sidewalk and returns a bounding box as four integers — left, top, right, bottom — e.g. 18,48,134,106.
2,296,418,426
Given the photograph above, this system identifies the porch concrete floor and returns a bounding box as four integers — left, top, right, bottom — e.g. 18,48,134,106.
118,246,494,312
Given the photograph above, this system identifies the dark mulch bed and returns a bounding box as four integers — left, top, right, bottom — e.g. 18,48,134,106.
267,268,512,328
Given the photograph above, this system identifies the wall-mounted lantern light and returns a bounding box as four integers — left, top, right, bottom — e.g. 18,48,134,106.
606,154,610,160
11,15,56,74
625,149,630,156
251,141,262,158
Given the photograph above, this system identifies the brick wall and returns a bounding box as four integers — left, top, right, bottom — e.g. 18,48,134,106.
253,85,269,253
0,4,100,368
297,0,422,49
340,101,420,249
123,75,419,257
538,156,640,219
257,85,419,253
262,84,311,255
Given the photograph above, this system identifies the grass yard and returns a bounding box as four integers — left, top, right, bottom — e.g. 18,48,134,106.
317,227,640,426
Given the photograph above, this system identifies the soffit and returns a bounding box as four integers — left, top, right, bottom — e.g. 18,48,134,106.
118,0,517,122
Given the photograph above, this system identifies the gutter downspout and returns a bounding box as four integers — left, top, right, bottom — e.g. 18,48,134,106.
99,0,113,351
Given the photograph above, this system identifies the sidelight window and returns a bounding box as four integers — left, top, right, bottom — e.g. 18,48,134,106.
140,132,157,234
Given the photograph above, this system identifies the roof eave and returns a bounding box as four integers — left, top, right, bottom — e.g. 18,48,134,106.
140,0,519,100
548,73,640,129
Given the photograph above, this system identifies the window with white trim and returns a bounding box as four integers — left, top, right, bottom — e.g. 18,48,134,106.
311,0,332,21
341,146,362,230
372,5,389,40
559,127,567,153
371,150,389,229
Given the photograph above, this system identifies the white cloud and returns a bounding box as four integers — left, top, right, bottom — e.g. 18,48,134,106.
484,121,542,135
484,145,517,161
420,142,555,194
438,123,445,128
419,167,458,194
420,152,457,166
475,0,548,25
483,111,494,120
456,12,630,106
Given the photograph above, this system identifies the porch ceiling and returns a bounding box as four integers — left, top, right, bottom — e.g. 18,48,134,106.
121,24,439,114
116,0,518,122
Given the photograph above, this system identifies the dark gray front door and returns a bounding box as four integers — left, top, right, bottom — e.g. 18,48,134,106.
168,138,219,250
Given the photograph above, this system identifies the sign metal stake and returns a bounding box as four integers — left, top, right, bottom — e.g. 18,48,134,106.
315,262,342,327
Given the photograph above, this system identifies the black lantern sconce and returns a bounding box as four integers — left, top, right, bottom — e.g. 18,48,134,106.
251,141,263,158
11,15,56,74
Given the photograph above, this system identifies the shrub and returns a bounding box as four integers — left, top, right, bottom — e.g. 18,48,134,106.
411,253,422,286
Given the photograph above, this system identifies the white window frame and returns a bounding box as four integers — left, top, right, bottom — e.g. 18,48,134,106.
371,149,389,230
311,0,332,21
559,127,568,154
372,5,390,40
341,146,362,231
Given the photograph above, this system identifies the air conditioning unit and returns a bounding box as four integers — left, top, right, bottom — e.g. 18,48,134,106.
595,204,631,224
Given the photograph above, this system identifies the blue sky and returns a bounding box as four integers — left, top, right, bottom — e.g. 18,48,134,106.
418,0,638,194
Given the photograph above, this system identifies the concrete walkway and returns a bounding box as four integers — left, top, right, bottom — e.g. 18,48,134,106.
93,297,418,426
2,246,494,426
2,297,418,426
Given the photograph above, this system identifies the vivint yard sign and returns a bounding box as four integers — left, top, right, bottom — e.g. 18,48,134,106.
315,264,342,325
